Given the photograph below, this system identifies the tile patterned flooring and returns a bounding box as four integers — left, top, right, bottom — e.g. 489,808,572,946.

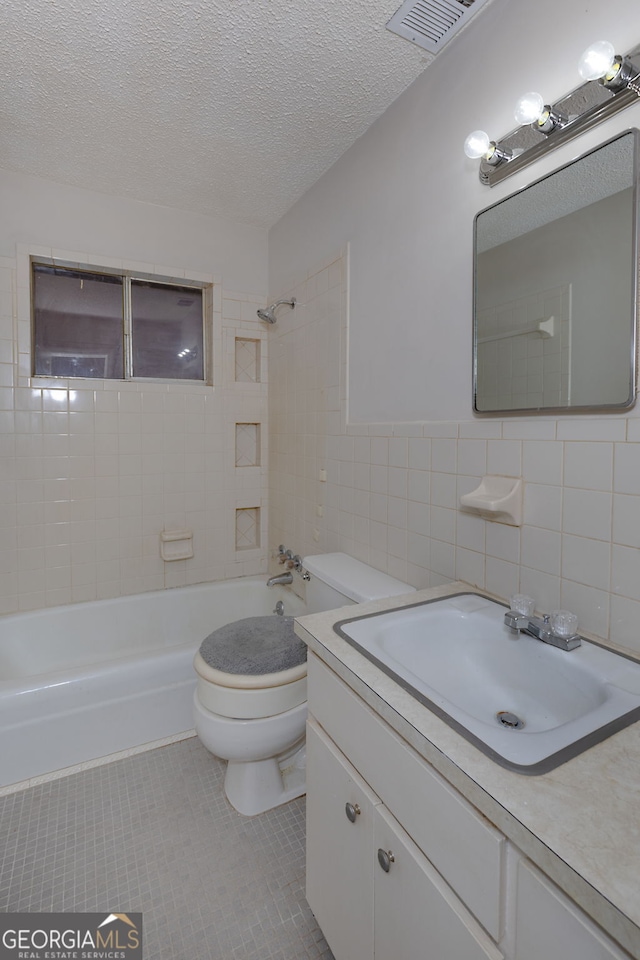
0,737,335,960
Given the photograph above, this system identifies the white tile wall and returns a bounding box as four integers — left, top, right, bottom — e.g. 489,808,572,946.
268,250,640,658
268,251,346,564
0,249,268,613
6,240,640,658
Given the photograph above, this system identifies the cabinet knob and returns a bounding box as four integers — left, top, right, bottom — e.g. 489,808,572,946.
377,848,395,873
345,802,361,823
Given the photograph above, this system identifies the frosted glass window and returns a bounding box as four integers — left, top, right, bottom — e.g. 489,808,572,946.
32,263,206,382
33,265,124,379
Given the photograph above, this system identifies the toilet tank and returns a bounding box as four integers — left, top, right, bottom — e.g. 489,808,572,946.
302,553,415,614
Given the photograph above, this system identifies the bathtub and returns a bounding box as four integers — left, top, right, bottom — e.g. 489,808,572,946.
0,577,306,789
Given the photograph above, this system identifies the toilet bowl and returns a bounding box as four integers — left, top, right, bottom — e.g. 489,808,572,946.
193,553,415,816
193,695,307,816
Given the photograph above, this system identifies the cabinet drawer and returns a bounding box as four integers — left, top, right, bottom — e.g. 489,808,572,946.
308,654,505,940
514,859,631,960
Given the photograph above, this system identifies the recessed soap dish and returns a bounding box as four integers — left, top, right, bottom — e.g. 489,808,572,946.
459,476,522,526
160,529,194,561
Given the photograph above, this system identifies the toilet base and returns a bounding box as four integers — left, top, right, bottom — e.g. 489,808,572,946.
192,684,307,816
224,742,306,816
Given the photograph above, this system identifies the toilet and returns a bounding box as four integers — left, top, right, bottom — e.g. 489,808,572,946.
193,552,415,816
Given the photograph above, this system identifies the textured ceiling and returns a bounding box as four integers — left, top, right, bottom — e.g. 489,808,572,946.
0,0,434,228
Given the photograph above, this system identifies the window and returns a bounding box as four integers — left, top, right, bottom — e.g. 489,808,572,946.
32,262,207,382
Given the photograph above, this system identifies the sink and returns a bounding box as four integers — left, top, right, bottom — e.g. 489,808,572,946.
334,593,640,774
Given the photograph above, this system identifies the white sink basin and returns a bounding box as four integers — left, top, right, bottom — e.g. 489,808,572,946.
334,593,640,773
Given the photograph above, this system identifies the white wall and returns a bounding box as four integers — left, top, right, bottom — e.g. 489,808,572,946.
268,251,346,567
268,242,640,656
267,0,640,655
269,0,640,423
0,168,268,295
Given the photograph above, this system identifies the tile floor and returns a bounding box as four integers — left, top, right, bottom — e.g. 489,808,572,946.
0,737,335,960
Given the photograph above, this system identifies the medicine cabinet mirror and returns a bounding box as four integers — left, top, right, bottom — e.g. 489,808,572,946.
473,129,638,413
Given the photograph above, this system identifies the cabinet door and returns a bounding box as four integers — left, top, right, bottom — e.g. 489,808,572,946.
306,719,380,960
373,804,503,960
514,859,631,960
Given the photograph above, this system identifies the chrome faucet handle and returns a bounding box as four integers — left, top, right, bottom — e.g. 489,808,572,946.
286,554,307,575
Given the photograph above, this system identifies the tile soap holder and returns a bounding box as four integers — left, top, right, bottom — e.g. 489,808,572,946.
160,529,194,561
460,476,522,526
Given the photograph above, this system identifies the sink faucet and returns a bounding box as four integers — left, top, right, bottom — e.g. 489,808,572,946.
503,609,531,632
504,597,581,651
266,572,293,587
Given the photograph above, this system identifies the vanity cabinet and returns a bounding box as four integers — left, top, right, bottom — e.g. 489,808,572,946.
305,652,634,960
307,719,502,960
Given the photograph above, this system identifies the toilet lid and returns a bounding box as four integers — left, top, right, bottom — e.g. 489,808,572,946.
198,616,307,676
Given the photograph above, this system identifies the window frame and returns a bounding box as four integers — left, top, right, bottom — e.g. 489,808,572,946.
30,257,211,385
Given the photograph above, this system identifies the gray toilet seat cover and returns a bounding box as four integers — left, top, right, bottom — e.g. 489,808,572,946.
198,616,307,676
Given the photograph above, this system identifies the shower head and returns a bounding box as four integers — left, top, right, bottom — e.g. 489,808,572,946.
256,298,296,324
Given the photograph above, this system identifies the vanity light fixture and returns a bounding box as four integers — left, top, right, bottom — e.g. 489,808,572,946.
514,91,568,134
463,130,512,165
513,91,545,125
578,40,640,91
465,38,640,186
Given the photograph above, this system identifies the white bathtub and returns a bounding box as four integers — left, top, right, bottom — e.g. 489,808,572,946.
0,577,306,789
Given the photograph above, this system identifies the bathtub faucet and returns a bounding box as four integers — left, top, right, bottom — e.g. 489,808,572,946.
266,572,293,587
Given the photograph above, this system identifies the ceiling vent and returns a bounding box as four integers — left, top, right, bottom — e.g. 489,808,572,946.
386,0,491,54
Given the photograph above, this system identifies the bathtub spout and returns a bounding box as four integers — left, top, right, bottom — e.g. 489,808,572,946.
266,572,293,587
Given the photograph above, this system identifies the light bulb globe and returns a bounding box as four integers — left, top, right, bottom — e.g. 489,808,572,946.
578,40,616,81
464,130,491,159
514,91,545,125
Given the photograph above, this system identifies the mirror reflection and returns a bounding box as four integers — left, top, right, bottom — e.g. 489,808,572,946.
473,130,638,413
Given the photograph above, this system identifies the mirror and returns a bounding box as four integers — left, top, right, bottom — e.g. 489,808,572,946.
473,129,638,413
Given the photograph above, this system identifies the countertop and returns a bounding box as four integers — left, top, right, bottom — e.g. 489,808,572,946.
294,582,640,960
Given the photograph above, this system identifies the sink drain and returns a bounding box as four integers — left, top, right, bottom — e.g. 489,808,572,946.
496,710,525,729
